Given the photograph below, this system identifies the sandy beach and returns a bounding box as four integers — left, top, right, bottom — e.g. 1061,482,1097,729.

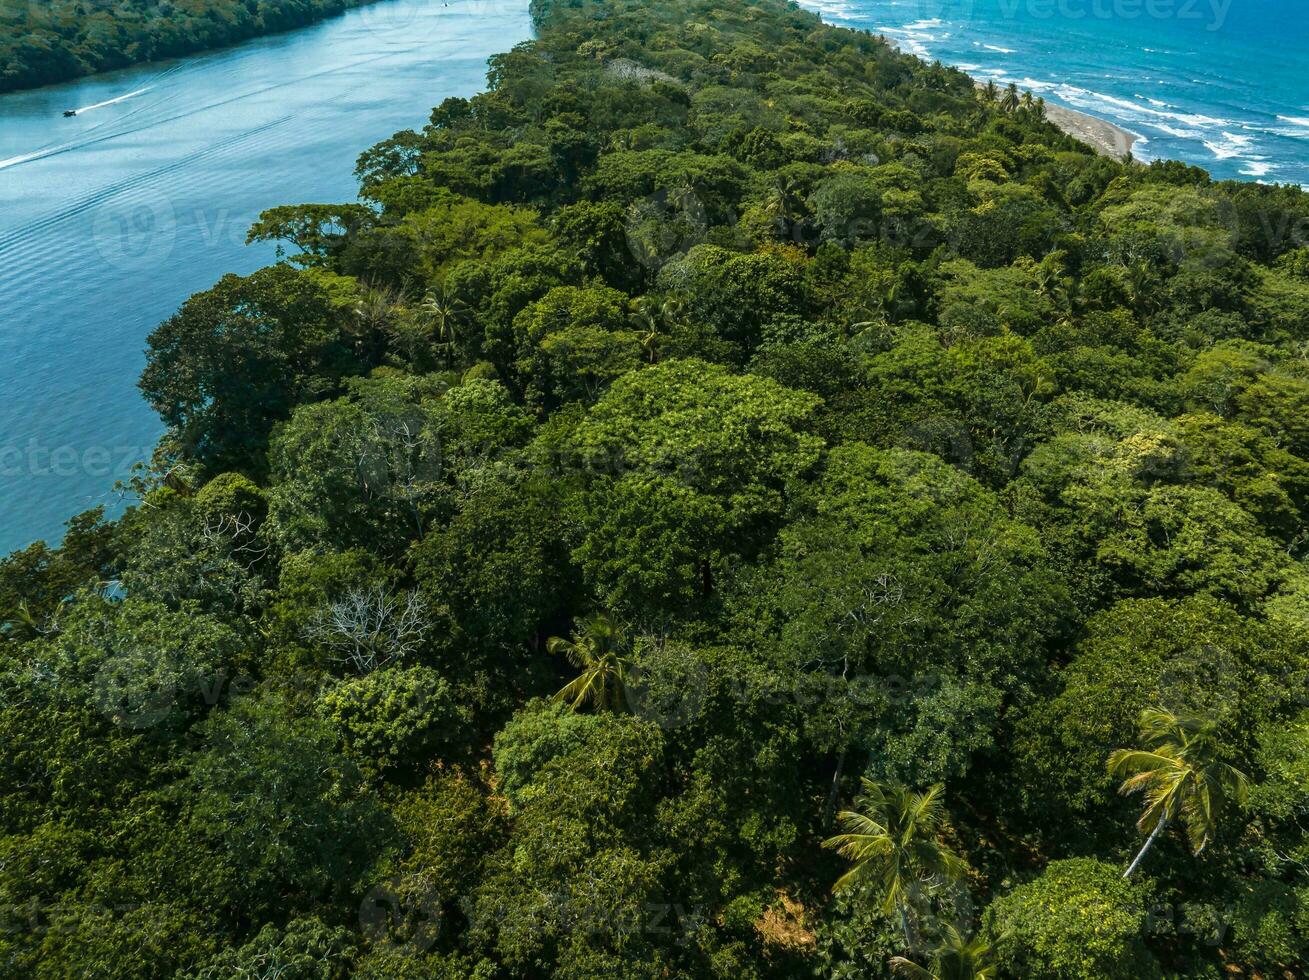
973,82,1138,161
968,81,1141,160
1042,101,1138,161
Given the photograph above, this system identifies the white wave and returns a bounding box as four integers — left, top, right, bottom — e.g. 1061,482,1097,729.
70,87,150,115
904,18,943,28
874,26,934,59
983,43,1015,53
1277,115,1309,128
1148,122,1202,138
794,0,859,20
1203,131,1254,160
1045,82,1230,132
0,149,51,171
1240,160,1275,177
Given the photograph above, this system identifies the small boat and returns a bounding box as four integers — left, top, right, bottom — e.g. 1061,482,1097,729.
63,109,77,117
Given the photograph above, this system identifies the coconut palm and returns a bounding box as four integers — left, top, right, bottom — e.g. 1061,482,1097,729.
628,296,667,364
823,779,967,948
1108,707,1249,879
890,924,997,980
999,83,1020,113
548,613,633,712
351,285,400,360
420,288,465,366
1123,260,1162,315
981,80,998,105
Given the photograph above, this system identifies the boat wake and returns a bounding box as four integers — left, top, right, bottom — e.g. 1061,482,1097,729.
1,44,422,176
69,87,151,116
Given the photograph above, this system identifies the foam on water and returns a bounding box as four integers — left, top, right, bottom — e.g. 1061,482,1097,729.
799,0,1309,184
1203,131,1255,159
71,87,151,115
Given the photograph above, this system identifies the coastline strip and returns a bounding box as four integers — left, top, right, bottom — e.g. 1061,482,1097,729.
971,81,1137,160
1041,101,1138,161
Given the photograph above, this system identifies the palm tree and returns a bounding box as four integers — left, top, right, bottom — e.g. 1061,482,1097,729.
823,779,967,948
351,284,399,360
999,83,1020,113
1123,260,1161,315
890,924,997,980
1108,708,1249,879
420,288,465,367
981,80,999,105
353,285,398,336
548,613,633,712
629,297,664,364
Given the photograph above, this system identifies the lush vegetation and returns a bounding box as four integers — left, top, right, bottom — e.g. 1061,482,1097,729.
0,0,385,92
5,0,1309,975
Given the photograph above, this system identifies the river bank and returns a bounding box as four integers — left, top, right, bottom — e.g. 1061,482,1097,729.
0,0,391,94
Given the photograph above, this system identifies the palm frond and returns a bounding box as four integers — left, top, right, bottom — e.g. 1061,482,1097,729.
889,956,934,979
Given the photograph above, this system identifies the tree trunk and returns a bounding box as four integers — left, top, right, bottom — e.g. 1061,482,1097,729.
823,746,847,827
1123,816,1169,879
898,903,914,950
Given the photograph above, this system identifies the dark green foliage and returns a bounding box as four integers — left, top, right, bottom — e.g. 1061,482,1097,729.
9,0,1309,975
0,0,387,93
140,265,360,472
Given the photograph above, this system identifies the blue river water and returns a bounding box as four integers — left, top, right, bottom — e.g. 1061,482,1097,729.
802,0,1309,185
0,0,531,555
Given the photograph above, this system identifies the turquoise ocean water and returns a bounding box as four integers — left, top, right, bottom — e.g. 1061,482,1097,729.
801,0,1309,186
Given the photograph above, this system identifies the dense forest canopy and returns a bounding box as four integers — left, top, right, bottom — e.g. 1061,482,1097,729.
4,0,1309,975
0,0,385,92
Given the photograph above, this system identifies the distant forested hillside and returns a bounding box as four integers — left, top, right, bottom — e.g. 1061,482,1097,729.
4,0,1309,976
0,0,382,92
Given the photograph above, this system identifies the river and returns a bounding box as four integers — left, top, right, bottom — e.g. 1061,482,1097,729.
0,0,531,556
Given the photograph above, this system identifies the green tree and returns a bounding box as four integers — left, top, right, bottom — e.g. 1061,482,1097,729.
140,265,359,470
1108,707,1249,878
983,858,1160,979
547,613,633,712
823,779,966,948
890,925,996,980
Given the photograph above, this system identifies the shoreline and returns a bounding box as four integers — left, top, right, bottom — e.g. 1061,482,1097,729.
971,80,1138,161
1041,100,1140,161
